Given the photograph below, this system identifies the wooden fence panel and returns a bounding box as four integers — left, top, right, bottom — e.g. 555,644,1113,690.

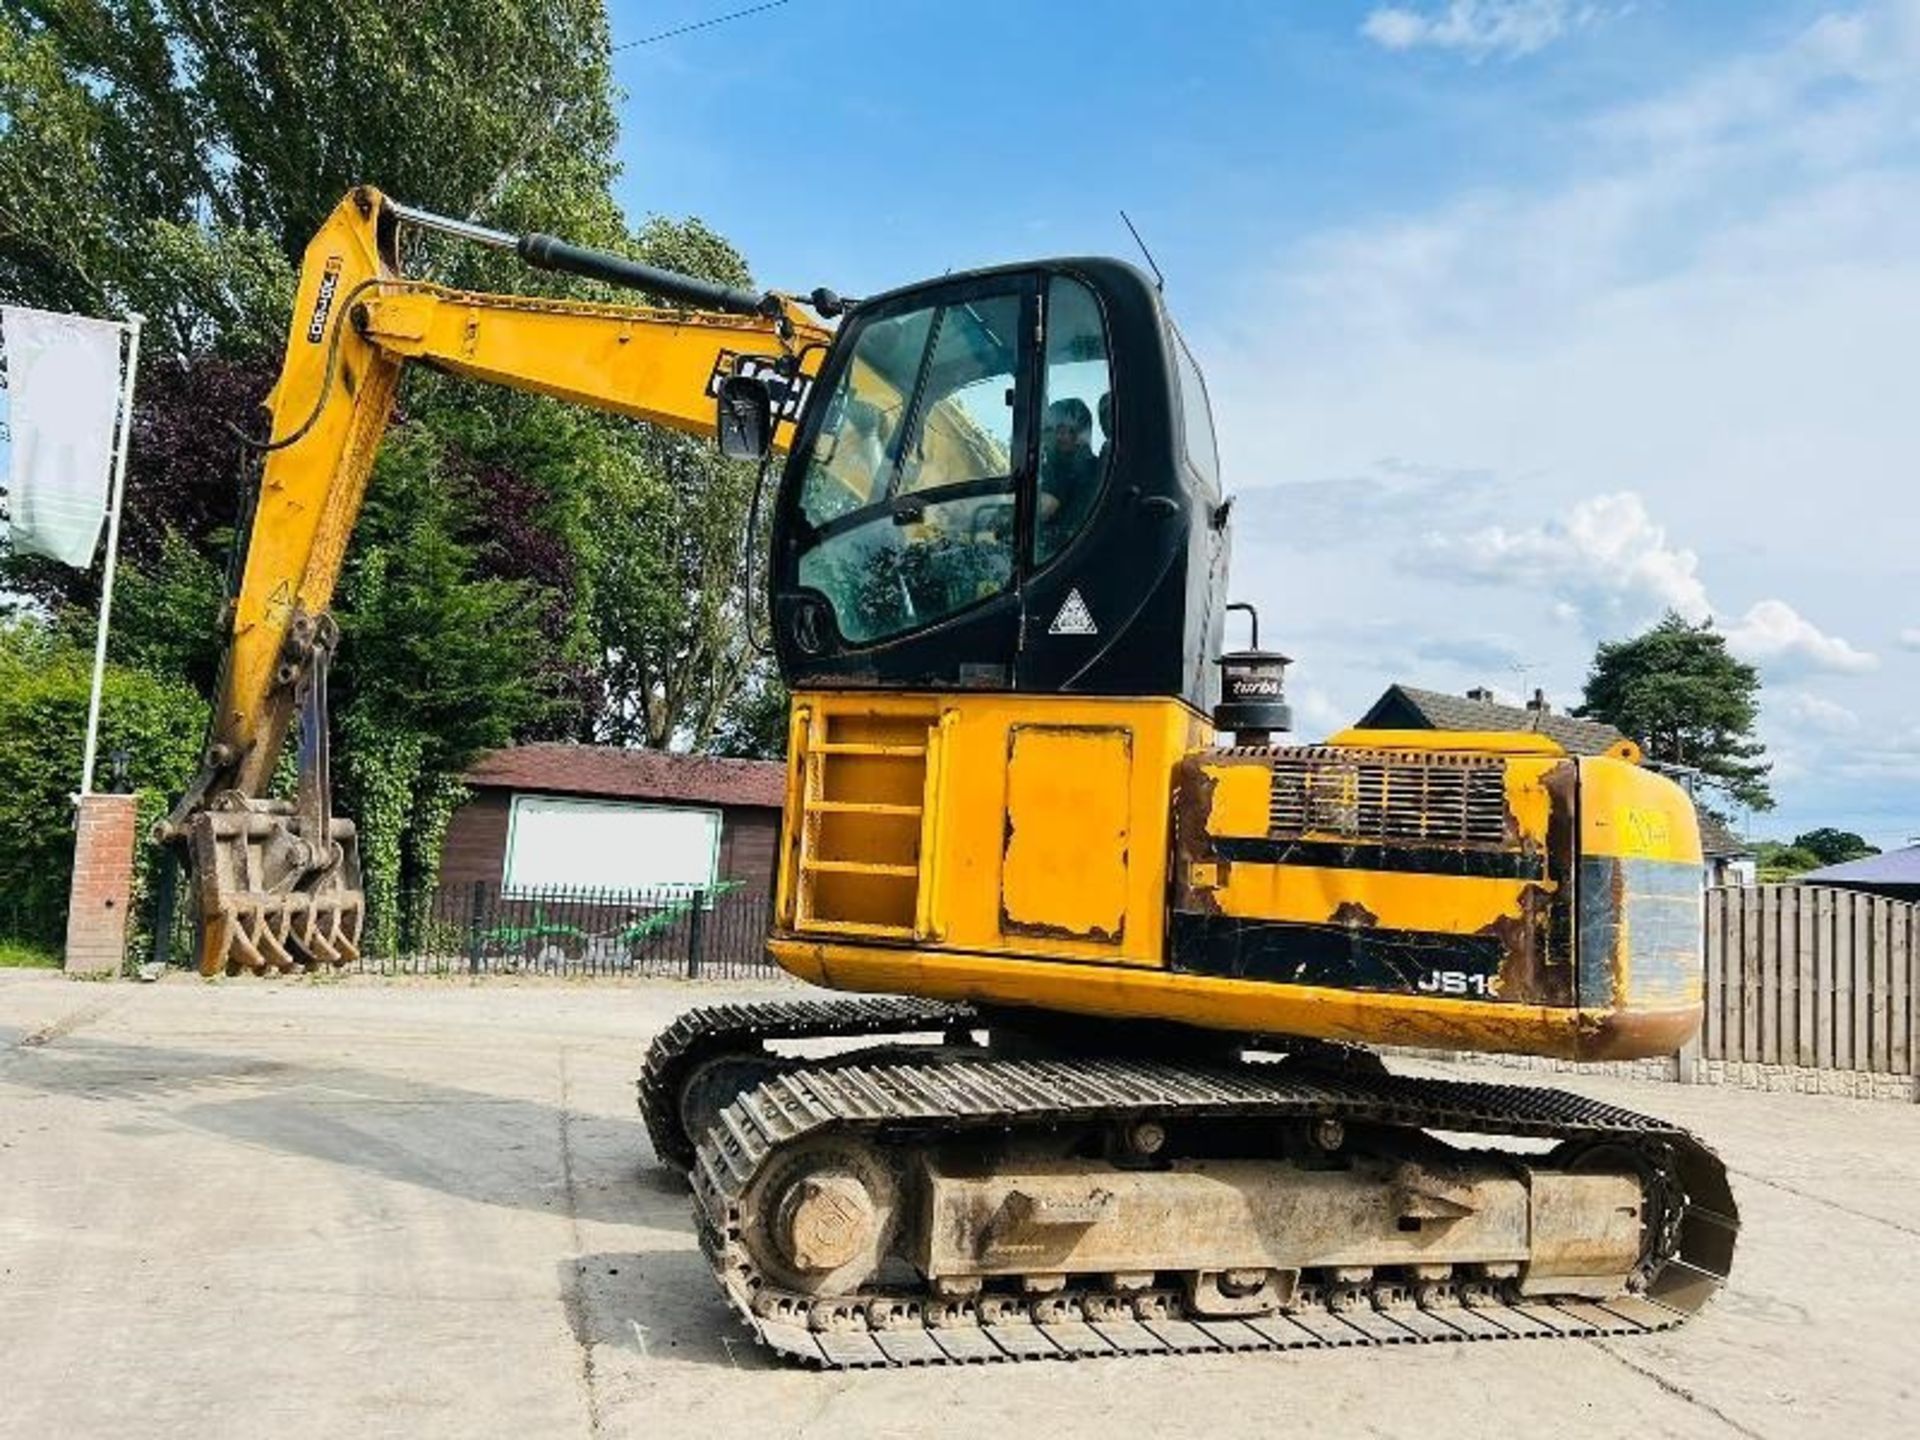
1705,889,1726,1061
1740,887,1761,1063
1850,893,1871,1071
1891,901,1910,1076
1908,909,1919,1079
1699,885,1920,1080
1820,890,1835,1075
1796,886,1816,1068
1832,890,1853,1069
1761,886,1782,1064
1870,898,1890,1073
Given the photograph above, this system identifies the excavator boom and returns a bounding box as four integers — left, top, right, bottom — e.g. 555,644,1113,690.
161,186,830,974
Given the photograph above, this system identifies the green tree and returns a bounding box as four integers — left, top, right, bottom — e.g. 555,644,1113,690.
331,426,554,942
578,217,773,751
706,661,789,760
0,618,203,947
2,0,784,940
1575,611,1773,815
1752,840,1822,883
1,0,622,331
1791,828,1879,867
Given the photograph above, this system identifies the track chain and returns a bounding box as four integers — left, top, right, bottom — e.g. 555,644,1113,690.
687,1053,1739,1370
636,996,975,1168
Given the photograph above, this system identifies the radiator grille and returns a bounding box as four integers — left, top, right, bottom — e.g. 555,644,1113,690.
1267,748,1511,847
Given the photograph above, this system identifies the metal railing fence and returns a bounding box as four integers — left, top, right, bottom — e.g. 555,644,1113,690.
138,864,783,980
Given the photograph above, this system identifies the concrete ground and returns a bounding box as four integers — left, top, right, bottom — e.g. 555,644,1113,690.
1,970,1915,1440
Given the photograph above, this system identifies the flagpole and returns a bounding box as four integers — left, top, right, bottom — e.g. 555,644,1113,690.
78,314,144,797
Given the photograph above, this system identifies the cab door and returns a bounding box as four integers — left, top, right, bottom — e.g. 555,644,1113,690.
773,276,1039,690
1014,272,1198,700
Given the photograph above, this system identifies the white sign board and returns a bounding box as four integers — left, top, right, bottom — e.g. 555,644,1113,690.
503,794,721,896
2,307,127,567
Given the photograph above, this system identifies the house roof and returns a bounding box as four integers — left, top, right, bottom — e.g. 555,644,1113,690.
1696,813,1751,859
1802,845,1920,887
1355,684,1629,758
463,742,785,810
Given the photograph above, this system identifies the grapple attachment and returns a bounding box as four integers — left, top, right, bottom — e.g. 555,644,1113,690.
186,800,364,975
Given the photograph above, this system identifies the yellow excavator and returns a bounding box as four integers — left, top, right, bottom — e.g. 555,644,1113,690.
162,186,1737,1369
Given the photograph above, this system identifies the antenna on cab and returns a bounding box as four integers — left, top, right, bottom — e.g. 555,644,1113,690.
1119,210,1166,292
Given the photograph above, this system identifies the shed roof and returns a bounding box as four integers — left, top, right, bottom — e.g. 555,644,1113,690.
463,743,785,810
1355,684,1628,758
1801,845,1920,886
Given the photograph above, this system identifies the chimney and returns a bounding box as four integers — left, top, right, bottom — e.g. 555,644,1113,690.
1465,686,1495,703
1526,688,1550,715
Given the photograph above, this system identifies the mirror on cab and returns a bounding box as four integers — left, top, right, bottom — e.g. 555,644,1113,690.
716,375,773,461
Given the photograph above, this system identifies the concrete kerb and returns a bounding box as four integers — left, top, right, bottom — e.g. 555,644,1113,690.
1390,1045,1920,1104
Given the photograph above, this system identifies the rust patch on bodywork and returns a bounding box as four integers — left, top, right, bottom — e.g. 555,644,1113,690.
1170,741,1589,1011
1571,1001,1704,1062
1174,749,1263,917
1329,900,1379,929
1480,883,1568,1006
1476,759,1580,1006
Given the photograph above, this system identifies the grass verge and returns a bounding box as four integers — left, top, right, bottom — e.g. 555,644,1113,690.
0,937,61,969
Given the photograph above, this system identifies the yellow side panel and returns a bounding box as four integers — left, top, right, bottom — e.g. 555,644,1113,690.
780,691,1203,968
1002,726,1132,943
1202,762,1270,839
1209,863,1534,937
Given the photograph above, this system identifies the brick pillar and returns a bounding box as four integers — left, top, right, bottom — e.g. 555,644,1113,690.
64,793,139,977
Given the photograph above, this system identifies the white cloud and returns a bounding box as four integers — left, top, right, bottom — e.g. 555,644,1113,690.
1771,689,1862,735
1233,460,1502,553
1414,492,1708,623
1899,627,1920,650
1595,4,1920,156
1720,600,1877,676
1823,721,1920,784
1361,1,1615,60
1412,492,1876,677
1290,684,1351,741
1284,614,1529,682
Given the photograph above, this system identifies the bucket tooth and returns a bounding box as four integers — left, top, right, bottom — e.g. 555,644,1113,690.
293,907,340,966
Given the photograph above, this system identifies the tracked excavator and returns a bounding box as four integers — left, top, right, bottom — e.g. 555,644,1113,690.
162,186,1737,1369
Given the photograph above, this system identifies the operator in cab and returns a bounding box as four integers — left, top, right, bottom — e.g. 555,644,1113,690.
1037,396,1101,557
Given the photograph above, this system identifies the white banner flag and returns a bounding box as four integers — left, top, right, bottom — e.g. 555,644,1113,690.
2,307,128,568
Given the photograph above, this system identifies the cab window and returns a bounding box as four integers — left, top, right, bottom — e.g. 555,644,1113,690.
1034,277,1112,564
796,308,931,525
1173,332,1220,495
794,292,1024,645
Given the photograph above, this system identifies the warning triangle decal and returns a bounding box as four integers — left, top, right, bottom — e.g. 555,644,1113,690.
1048,588,1097,636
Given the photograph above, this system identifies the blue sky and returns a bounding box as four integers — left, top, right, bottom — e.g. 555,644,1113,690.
607,1,1789,305
599,0,1918,848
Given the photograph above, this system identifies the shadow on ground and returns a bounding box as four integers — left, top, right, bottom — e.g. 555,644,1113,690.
2,1026,779,1369
1,1030,671,1226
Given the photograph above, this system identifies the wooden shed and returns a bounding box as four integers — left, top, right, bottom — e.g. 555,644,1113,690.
439,743,784,900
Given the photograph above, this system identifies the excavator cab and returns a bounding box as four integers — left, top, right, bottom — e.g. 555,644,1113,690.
771,261,1228,711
